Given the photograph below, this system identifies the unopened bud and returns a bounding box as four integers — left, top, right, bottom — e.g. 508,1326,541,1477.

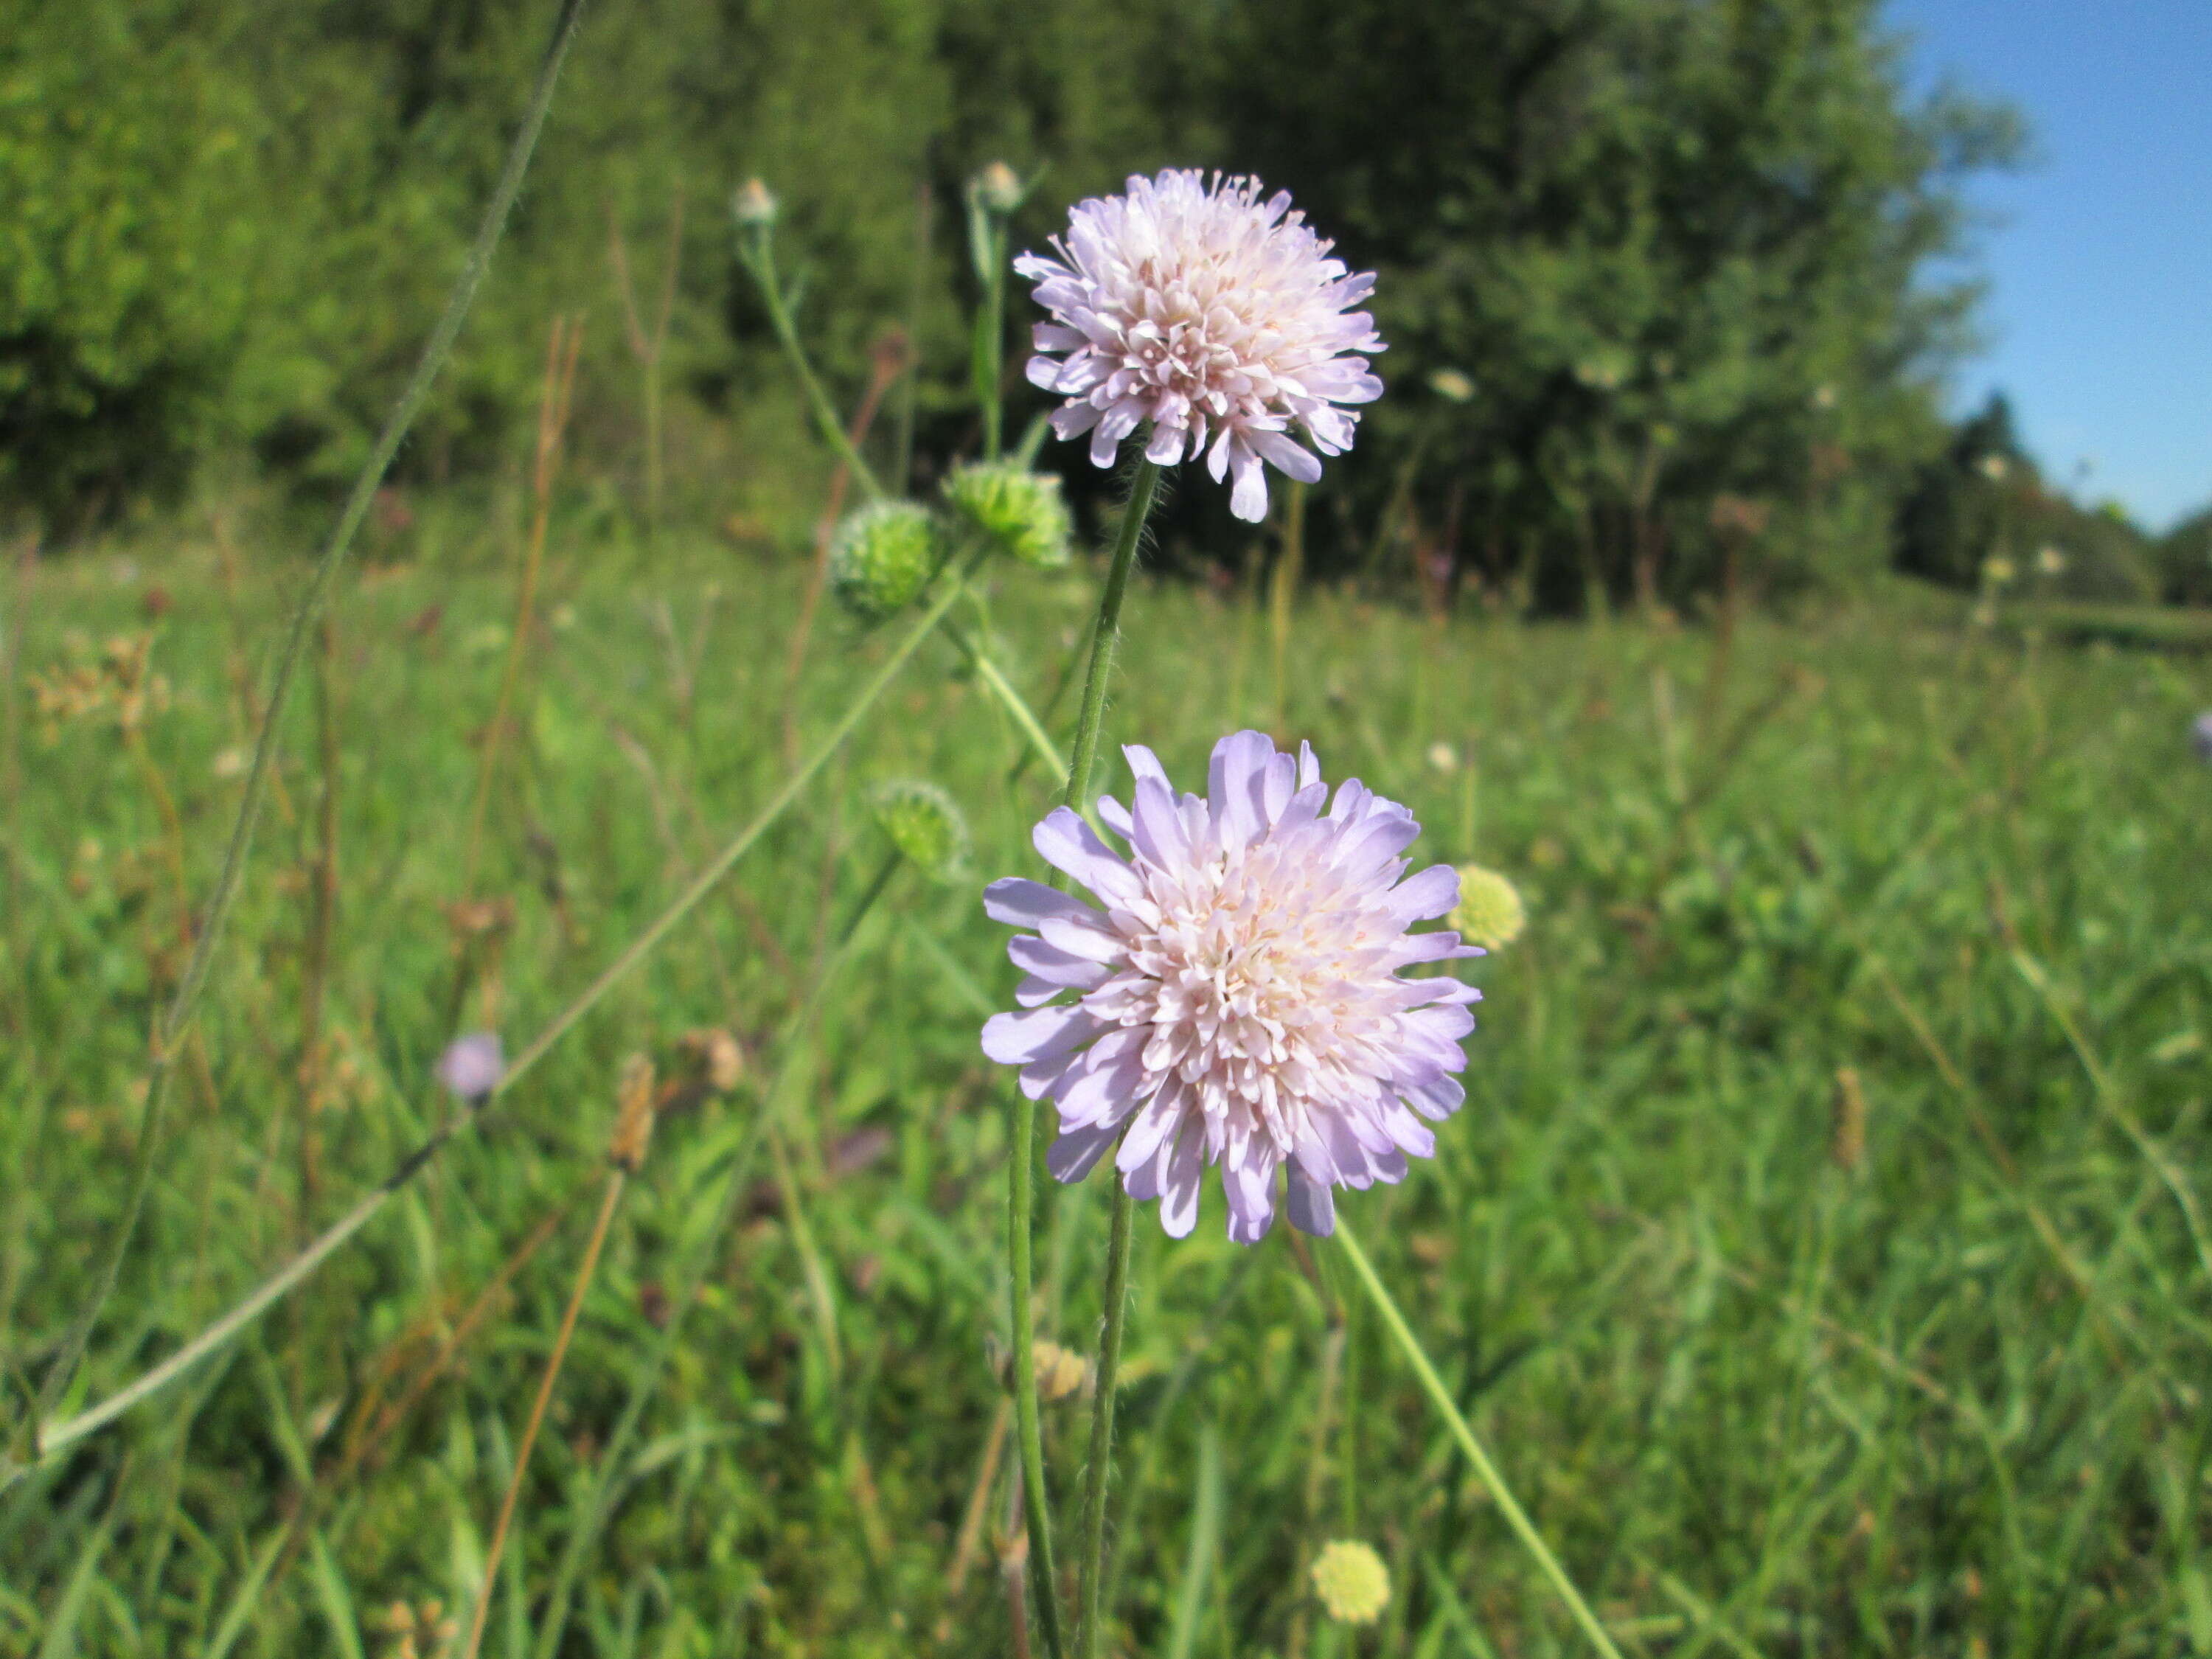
942,461,1071,570
1450,865,1526,952
731,177,778,231
1311,1540,1391,1626
828,502,942,619
871,779,971,883
1427,367,1475,404
973,161,1023,215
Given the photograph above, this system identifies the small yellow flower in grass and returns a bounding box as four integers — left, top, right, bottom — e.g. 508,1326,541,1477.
1450,864,1526,951
2035,544,2067,577
1312,1539,1391,1624
1981,554,2016,587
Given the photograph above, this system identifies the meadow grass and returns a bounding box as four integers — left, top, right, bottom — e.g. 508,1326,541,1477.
5,531,2211,1657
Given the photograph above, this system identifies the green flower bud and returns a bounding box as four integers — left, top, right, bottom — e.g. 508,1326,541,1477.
1311,1540,1391,1626
942,462,1072,570
870,780,970,883
1450,864,1526,951
973,161,1024,215
731,177,779,230
829,502,942,619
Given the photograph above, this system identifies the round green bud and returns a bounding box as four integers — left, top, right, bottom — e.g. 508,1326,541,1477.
829,502,942,619
870,780,970,883
1451,864,1526,952
1311,1540,1391,1626
942,462,1072,571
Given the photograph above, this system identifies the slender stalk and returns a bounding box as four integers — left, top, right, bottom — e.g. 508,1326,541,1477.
740,229,883,502
33,0,590,1424
942,613,1066,780
1335,1220,1624,1659
459,1090,643,1659
1072,1185,1133,1658
1009,457,1164,1659
19,552,979,1477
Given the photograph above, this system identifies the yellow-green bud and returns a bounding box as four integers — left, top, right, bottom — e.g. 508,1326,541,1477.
731,177,778,230
829,502,942,619
1451,864,1526,951
942,462,1071,570
1311,1540,1391,1625
871,779,970,883
973,161,1023,215
1427,367,1475,403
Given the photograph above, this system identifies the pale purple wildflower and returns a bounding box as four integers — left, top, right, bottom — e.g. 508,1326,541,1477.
2194,711,2212,762
1015,170,1385,524
981,732,1478,1243
436,1032,505,1102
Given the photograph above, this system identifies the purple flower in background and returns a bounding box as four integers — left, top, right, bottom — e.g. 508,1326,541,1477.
981,732,1478,1244
2195,711,2212,762
436,1032,505,1102
1015,170,1385,523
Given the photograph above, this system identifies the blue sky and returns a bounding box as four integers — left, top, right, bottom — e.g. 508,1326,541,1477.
1882,0,2211,530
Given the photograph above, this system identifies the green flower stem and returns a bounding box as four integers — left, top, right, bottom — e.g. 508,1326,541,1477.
1008,457,1162,1659
1335,1219,1625,1659
21,554,980,1478
973,215,1010,460
740,231,884,504
942,613,1066,782
29,0,591,1428
1073,1183,1133,1658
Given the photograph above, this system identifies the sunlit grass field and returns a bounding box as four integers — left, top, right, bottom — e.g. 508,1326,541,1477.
7,537,2212,1656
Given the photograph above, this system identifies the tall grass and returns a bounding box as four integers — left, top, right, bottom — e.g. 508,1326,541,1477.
7,523,2209,1651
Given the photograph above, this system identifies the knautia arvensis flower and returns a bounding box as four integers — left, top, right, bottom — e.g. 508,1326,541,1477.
981,731,1478,1242
1015,169,1385,522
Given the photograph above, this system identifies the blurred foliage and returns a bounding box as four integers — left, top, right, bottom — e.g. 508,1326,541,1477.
2157,506,2212,607
11,0,2191,615
1896,393,2161,605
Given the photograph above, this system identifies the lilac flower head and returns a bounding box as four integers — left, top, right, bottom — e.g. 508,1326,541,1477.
436,1032,505,1102
1015,170,1385,524
980,732,1478,1244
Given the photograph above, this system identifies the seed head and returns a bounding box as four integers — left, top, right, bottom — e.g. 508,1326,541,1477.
1017,170,1385,522
872,779,971,883
829,502,942,619
1311,1540,1391,1624
942,461,1072,570
1450,865,1526,952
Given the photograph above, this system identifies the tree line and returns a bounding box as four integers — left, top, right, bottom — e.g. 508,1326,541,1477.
5,0,2199,603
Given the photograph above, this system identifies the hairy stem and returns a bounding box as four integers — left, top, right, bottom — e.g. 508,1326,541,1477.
1009,456,1164,1659
33,0,590,1424
1073,1186,1133,1658
1335,1219,1624,1659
